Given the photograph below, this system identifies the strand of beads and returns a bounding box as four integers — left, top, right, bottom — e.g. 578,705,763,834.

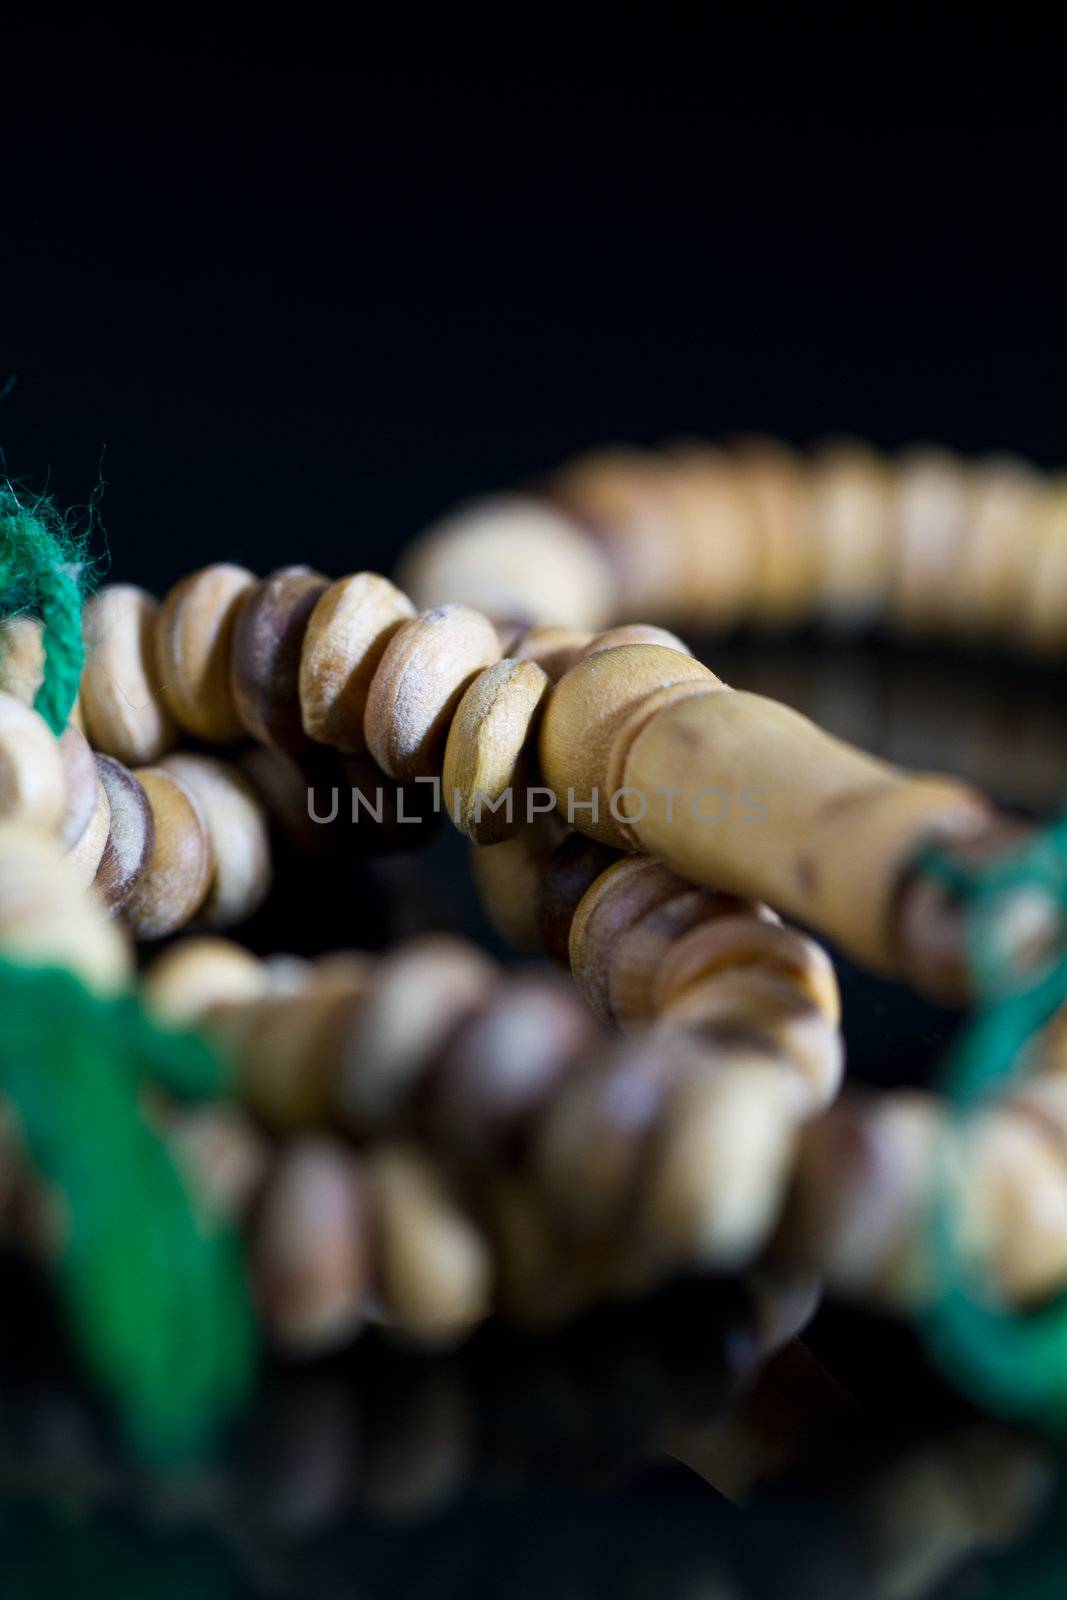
400,438,1067,651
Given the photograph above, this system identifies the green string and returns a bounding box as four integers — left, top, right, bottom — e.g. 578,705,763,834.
0,483,90,733
919,815,1067,1428
0,959,257,1459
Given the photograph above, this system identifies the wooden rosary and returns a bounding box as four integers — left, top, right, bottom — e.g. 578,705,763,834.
2,435,1067,1449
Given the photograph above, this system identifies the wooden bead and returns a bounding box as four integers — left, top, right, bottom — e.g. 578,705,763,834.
0,691,66,833
537,831,622,965
230,566,329,752
155,562,257,740
538,644,719,849
579,623,691,658
143,935,270,1025
891,450,972,634
370,1145,492,1342
159,752,271,927
732,437,820,626
810,442,894,626
609,888,758,1031
336,935,497,1134
363,605,501,781
80,584,177,763
664,446,761,627
510,625,594,681
956,1107,1067,1306
0,823,131,992
654,916,840,1025
91,755,155,910
655,969,844,1112
165,1102,268,1224
552,449,690,618
123,766,214,939
64,768,111,888
298,573,416,753
213,990,344,1132
618,686,989,975
951,458,1040,638
442,658,550,844
398,495,615,629
641,1057,799,1270
57,724,97,850
470,812,567,952
568,856,691,1023
429,974,601,1160
0,616,45,705
1019,481,1067,654
253,1138,372,1354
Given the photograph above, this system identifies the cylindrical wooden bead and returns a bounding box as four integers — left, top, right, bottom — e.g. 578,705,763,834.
950,458,1040,639
230,566,329,752
155,562,257,740
0,691,67,833
608,674,989,976
158,752,271,927
299,572,416,753
122,766,214,939
363,604,501,781
398,495,615,629
732,437,820,626
441,658,550,844
809,442,894,626
890,449,973,634
664,446,761,628
538,643,719,850
91,755,155,910
80,584,177,763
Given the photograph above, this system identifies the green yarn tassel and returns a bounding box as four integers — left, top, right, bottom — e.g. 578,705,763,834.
0,483,90,733
920,817,1067,1429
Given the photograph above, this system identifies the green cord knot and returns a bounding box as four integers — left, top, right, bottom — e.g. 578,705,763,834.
919,814,1067,1428
0,483,91,734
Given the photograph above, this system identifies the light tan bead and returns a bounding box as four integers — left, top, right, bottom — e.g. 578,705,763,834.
810,441,894,626
159,752,271,927
165,1102,269,1224
666,446,761,628
510,625,594,681
579,623,691,659
0,616,46,705
891,449,973,634
955,1107,1067,1306
398,495,615,629
57,724,98,851
950,457,1041,638
567,856,691,1023
155,562,257,740
469,812,567,952
230,566,329,752
0,691,66,833
609,888,758,1031
552,449,690,618
81,584,176,763
371,1145,492,1342
64,769,111,887
1019,480,1067,654
122,766,214,939
732,437,820,626
0,823,131,992
538,643,720,849
642,1057,800,1270
143,935,270,1025
654,916,840,1025
442,658,550,844
298,573,416,753
363,605,501,781
92,755,155,910
336,935,497,1133
619,686,989,975
253,1138,372,1354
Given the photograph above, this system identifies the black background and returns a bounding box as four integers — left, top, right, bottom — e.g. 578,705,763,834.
4,20,1067,1596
